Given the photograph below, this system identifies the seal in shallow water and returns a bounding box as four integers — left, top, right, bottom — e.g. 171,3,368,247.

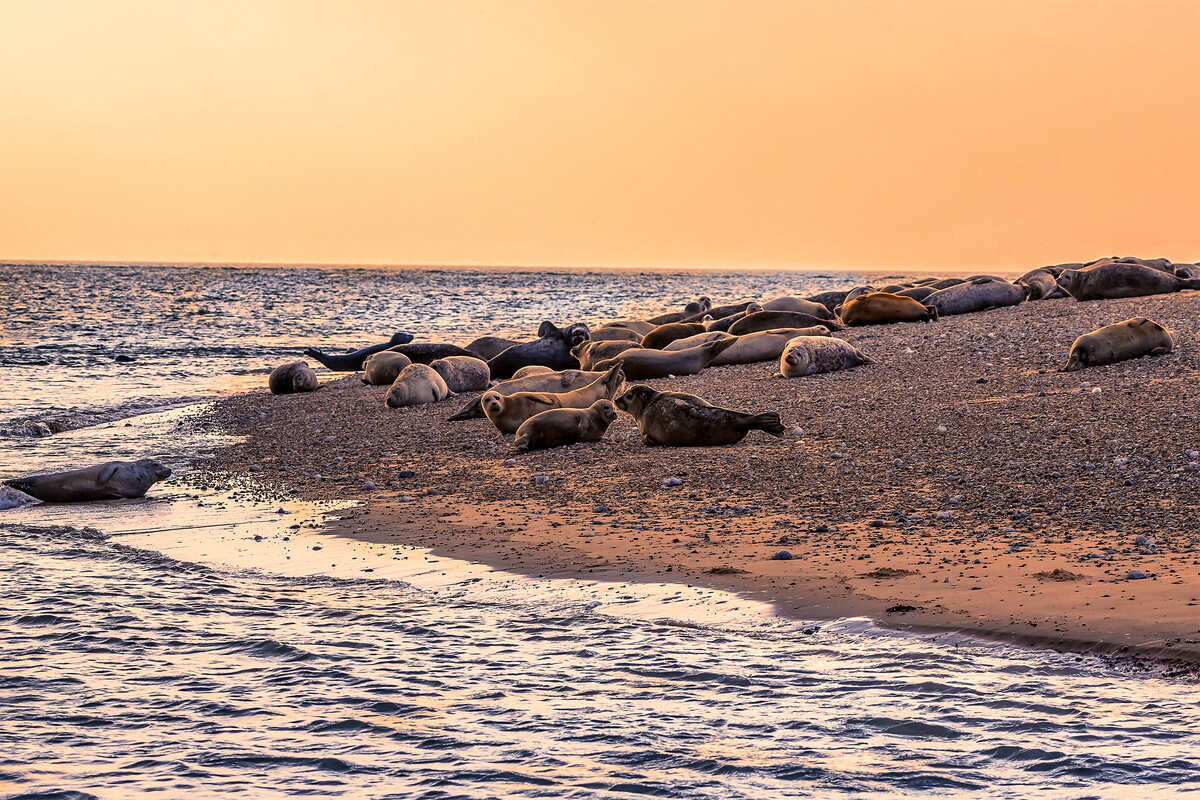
778,336,873,377
513,399,618,451
360,351,412,386
481,365,624,434
385,363,453,408
302,331,414,371
1057,263,1200,301
1062,317,1174,371
269,361,319,394
614,385,785,446
487,322,590,380
4,459,172,503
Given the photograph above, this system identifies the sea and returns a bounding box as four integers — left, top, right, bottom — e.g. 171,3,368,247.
1,262,1198,799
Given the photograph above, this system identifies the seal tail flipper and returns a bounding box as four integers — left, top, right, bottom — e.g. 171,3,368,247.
745,412,785,437
513,435,531,452
1182,278,1200,291
302,348,339,371
3,478,34,494
447,397,484,421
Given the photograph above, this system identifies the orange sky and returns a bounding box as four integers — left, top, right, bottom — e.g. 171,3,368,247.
2,0,1199,270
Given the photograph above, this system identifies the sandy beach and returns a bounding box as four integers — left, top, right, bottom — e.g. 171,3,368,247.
192,288,1200,670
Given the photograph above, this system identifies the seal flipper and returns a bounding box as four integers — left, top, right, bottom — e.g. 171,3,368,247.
743,412,785,437
447,396,484,421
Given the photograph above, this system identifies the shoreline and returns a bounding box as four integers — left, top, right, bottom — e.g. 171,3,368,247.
190,288,1200,674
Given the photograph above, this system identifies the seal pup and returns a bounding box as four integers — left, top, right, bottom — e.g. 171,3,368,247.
761,296,835,319
487,321,590,380
430,355,491,392
513,399,618,451
385,364,453,408
389,342,476,364
482,365,625,434
302,332,414,371
360,351,412,386
571,339,641,370
778,336,873,377
1057,263,1200,301
615,385,785,446
592,338,737,379
5,459,171,503
839,292,938,325
704,303,763,332
465,336,522,360
269,361,319,394
728,310,840,336
446,368,603,421
641,322,707,350
926,278,1028,316
1062,317,1174,371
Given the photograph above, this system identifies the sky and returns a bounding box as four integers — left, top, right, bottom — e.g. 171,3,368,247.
2,0,1199,270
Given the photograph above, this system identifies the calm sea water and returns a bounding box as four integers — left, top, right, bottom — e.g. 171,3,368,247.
2,264,1198,799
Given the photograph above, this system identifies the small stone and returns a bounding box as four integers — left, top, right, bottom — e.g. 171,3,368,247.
791,427,804,437
312,545,323,551
534,473,549,485
248,465,262,473
936,511,951,520
1113,457,1128,466
362,481,378,491
663,477,683,487
936,425,947,433
813,524,829,533
771,550,793,560
397,470,416,478
594,505,609,514
975,377,987,384
1126,569,1147,580
253,535,263,541
503,459,517,467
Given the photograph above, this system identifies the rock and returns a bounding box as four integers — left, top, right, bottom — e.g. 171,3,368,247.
503,459,517,467
771,550,793,560
1126,569,1148,580
1134,535,1152,546
362,481,378,491
114,354,136,363
936,511,951,520
791,427,804,437
248,465,262,473
663,477,683,487
886,604,918,613
397,470,416,478
534,473,549,485
594,505,609,514
936,425,947,433
0,486,38,510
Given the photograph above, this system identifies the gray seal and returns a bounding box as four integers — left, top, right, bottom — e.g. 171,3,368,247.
1063,317,1174,371
727,310,840,336
465,336,522,360
513,399,619,451
5,459,172,503
430,356,491,392
389,343,476,364
487,321,590,380
926,278,1027,316
779,336,873,377
302,331,414,371
269,361,319,394
615,385,785,446
1057,262,1200,301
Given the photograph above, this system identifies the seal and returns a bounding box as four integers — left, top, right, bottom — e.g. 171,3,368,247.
778,336,873,377
389,343,476,364
385,363,453,408
711,327,832,365
662,331,733,351
5,459,172,503
481,365,625,434
648,297,712,325
641,322,707,350
589,326,645,342
1174,263,1200,280
601,320,656,337
926,278,1028,316
571,339,642,370
302,331,414,372
592,338,737,379
446,368,603,421
360,351,412,386
894,286,935,302
487,321,590,380
513,399,618,451
926,277,966,290
1057,263,1200,301
761,297,835,319
614,385,785,446
806,290,851,314
465,336,522,360
839,292,938,325
511,365,554,378
1015,268,1065,301
430,355,491,392
1062,317,1174,371
269,361,319,394
727,310,840,336
703,303,762,332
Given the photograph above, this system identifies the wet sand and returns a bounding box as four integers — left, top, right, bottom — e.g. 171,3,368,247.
192,289,1200,670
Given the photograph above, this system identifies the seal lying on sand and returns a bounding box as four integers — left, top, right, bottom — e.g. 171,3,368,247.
5,459,171,503
465,336,522,360
839,292,937,325
1062,317,1174,371
1015,267,1068,300
727,310,839,336
482,365,624,434
778,336,873,377
806,290,851,314
571,339,641,370
1056,263,1200,301
593,338,736,379
589,326,645,342
303,332,414,371
760,296,835,319
664,327,831,365
514,400,618,451
430,356,490,392
641,322,707,350
487,322,590,380
269,361,319,394
385,364,452,408
446,368,603,421
361,351,412,386
648,297,711,325
703,303,763,332
615,385,784,446
926,278,1027,316
895,286,935,302
389,343,476,364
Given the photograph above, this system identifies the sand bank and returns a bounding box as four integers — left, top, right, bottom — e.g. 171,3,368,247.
192,289,1200,670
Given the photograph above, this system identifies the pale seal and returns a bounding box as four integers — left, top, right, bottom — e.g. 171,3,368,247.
592,338,736,379
513,399,619,451
571,339,642,370
589,326,645,342
760,296,836,319
5,459,171,503
385,363,453,408
481,365,625,434
614,385,785,446
1062,317,1174,371
269,361,319,394
430,355,491,392
778,336,873,377
360,351,412,386
446,368,603,421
